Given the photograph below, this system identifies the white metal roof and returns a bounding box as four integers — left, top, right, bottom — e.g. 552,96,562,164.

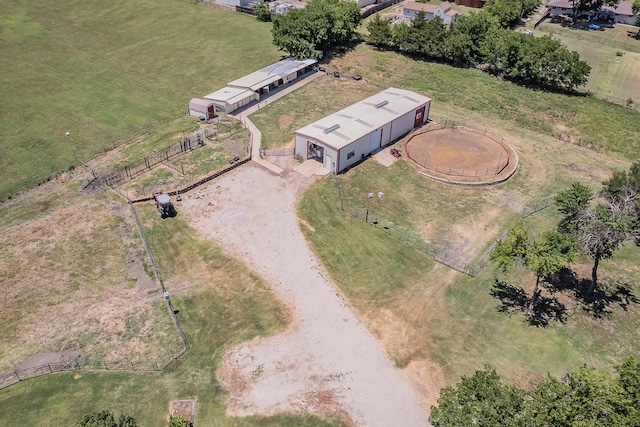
204,86,256,105
189,98,215,109
227,57,317,91
295,88,431,150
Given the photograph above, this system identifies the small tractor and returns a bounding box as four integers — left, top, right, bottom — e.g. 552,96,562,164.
152,191,177,219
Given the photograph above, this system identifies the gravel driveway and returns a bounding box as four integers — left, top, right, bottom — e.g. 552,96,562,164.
180,163,430,426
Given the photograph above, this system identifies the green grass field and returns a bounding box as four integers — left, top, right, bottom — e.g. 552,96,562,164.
537,22,640,104
298,155,640,392
0,0,281,200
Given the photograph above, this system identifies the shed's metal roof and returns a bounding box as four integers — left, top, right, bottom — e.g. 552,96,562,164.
204,86,256,105
227,57,317,91
295,88,431,150
189,98,215,109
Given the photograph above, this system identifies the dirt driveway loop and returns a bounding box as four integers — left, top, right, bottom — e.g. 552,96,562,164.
181,164,431,426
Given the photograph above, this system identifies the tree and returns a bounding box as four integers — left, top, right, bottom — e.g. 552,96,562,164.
448,12,500,64
569,0,621,24
602,162,640,246
521,366,628,427
430,366,523,427
526,230,577,310
576,192,638,294
168,415,192,427
254,2,271,22
271,0,361,59
491,220,576,312
555,181,594,232
365,13,393,48
76,410,137,427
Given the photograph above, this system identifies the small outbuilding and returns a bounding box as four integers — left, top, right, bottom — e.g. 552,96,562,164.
294,87,431,174
188,98,216,119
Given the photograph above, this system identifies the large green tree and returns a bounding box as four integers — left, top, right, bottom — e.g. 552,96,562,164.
271,0,361,59
555,181,594,232
491,220,576,312
254,2,271,22
430,366,523,427
365,13,393,48
431,360,640,427
569,0,621,24
76,411,137,427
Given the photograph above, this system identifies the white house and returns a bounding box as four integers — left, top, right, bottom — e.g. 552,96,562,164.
294,88,431,174
546,0,637,25
188,98,216,119
402,1,460,24
204,57,317,113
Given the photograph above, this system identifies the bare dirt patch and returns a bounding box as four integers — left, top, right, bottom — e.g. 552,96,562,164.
169,399,196,424
180,164,430,426
278,115,294,131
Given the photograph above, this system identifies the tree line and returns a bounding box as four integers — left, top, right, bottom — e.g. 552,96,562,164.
366,0,591,91
431,357,640,426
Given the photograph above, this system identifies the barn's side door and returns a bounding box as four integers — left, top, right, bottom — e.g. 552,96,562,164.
414,106,426,128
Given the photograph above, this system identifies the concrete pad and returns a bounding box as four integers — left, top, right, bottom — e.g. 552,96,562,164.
373,148,399,167
294,160,329,177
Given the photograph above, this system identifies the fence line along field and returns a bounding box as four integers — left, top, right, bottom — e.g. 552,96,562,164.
0,0,281,201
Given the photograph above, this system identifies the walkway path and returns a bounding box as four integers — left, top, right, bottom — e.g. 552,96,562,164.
231,70,326,175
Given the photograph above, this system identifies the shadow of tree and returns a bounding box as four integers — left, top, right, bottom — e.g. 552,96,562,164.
545,267,639,319
490,279,567,327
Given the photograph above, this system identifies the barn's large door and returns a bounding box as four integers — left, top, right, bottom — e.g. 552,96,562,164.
207,104,215,118
414,106,426,128
369,129,382,153
324,153,333,171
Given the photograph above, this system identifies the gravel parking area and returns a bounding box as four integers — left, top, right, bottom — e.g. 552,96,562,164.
180,163,430,426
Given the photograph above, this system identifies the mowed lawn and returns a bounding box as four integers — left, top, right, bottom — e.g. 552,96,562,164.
298,145,640,401
540,27,640,103
0,0,280,200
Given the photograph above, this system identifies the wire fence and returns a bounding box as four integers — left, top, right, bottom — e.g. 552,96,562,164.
333,175,558,278
0,344,188,390
101,135,205,188
404,119,511,177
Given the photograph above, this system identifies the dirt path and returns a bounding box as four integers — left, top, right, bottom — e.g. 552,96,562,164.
180,164,430,426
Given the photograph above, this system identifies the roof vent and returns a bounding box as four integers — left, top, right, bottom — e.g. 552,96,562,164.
375,100,389,109
324,124,340,134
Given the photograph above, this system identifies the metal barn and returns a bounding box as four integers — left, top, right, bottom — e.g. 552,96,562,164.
294,88,431,174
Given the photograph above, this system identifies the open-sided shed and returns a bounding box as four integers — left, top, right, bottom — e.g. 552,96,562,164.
188,98,216,119
227,57,317,97
294,88,431,173
203,87,258,114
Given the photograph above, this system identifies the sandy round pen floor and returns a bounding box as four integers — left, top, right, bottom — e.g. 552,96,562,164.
180,163,431,426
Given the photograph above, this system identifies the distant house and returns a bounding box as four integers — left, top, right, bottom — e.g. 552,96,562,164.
546,0,637,25
454,0,485,8
402,1,460,24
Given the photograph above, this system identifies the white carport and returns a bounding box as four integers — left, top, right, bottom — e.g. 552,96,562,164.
294,88,431,174
227,57,317,97
204,87,258,114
